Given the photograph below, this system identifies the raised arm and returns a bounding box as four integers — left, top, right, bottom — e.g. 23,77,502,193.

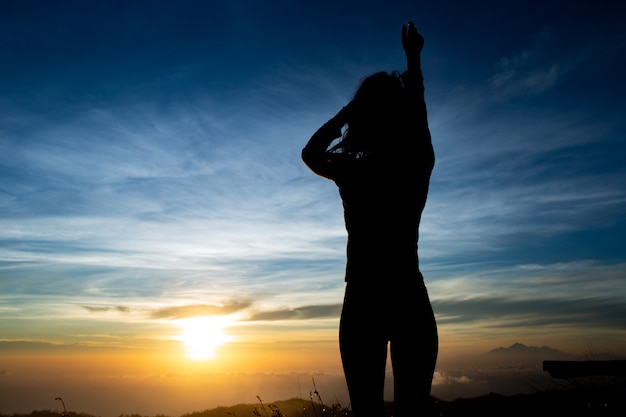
401,22,429,130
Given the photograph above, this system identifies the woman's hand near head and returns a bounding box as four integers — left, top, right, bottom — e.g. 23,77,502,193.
334,104,352,126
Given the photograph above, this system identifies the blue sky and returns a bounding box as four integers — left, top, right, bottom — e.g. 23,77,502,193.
1,0,626,414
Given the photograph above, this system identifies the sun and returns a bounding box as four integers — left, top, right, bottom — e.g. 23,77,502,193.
174,316,233,361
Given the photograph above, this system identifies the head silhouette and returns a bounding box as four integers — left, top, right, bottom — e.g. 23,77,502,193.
340,71,409,156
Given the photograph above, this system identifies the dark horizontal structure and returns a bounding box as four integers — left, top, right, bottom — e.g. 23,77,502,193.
543,360,626,378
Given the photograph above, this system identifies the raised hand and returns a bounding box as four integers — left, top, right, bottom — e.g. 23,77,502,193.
402,21,424,56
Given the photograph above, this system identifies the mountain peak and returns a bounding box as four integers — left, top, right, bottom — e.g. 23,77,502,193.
487,342,565,355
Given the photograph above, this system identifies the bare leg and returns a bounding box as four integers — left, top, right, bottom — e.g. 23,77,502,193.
339,282,388,417
390,279,438,417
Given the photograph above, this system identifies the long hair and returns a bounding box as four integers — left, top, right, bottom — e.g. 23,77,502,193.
330,71,409,157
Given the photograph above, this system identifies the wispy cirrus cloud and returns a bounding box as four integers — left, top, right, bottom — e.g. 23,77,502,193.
489,52,560,99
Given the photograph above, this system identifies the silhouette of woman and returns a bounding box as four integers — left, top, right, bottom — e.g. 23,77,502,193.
302,22,437,417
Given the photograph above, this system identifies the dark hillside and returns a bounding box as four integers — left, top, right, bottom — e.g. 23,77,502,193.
4,385,626,417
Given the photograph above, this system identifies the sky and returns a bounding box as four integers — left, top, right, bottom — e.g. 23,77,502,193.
1,0,626,415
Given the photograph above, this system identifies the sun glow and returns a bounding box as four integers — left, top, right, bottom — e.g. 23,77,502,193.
174,316,233,361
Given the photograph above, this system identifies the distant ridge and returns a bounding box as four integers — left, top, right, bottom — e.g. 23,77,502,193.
487,342,566,356
478,342,579,367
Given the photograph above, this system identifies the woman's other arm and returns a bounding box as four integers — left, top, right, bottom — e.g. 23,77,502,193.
301,106,349,180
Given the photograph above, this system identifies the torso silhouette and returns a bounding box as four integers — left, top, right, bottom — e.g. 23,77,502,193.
328,133,434,281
